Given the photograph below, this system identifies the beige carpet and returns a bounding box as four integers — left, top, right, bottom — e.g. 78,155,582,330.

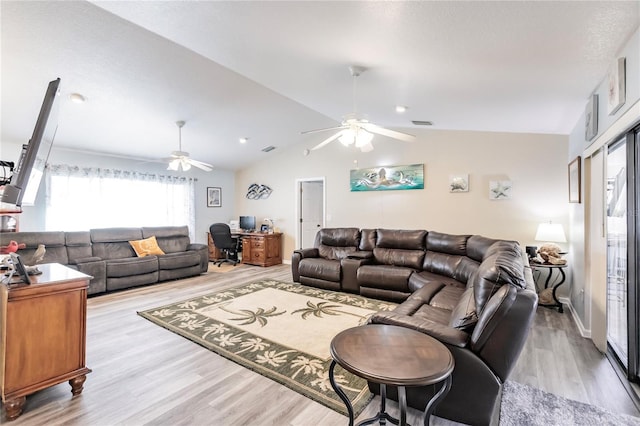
138,279,397,417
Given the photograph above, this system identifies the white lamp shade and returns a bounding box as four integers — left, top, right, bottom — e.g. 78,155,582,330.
535,222,566,243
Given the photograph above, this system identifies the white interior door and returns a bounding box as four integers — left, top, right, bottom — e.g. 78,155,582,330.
297,178,324,249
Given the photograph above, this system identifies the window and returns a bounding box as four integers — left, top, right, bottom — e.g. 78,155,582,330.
45,165,195,237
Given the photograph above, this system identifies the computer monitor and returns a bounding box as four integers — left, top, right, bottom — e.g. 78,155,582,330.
239,215,256,232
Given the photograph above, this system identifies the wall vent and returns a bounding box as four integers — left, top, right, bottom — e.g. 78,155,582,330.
411,120,433,126
262,145,276,152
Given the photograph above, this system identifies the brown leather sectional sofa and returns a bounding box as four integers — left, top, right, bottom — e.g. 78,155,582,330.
291,227,538,426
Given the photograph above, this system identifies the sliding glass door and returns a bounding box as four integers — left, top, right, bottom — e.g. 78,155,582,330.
606,127,639,383
606,138,628,367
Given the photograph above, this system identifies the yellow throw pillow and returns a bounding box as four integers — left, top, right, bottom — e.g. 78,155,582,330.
129,236,165,257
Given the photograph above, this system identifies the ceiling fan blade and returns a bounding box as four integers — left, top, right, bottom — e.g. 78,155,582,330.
188,158,214,172
301,125,347,135
311,130,346,151
362,123,416,142
360,142,374,153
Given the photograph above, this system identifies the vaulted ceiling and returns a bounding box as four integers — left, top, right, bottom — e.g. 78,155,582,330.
1,1,638,170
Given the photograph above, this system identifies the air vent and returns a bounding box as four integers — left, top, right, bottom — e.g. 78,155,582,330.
411,120,433,126
261,145,276,153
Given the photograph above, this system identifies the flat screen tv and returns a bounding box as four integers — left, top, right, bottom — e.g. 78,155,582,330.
239,215,256,232
1,78,61,207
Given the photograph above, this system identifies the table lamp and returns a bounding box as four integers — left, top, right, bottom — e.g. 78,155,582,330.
534,222,566,244
534,221,567,265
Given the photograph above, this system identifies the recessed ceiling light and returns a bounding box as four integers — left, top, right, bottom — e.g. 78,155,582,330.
395,105,407,113
239,137,249,144
69,93,86,104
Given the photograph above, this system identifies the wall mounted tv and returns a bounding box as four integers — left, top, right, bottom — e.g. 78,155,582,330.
1,78,61,208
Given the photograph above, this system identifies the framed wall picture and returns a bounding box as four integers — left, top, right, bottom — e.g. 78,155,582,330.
449,174,469,192
489,180,512,200
608,57,626,115
207,187,221,207
585,94,598,141
568,156,581,203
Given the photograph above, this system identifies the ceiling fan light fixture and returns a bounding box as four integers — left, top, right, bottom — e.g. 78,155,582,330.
339,128,355,146
167,159,179,171
354,128,374,148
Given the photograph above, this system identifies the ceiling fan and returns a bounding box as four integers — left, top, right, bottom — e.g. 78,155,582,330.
302,66,416,153
164,121,213,172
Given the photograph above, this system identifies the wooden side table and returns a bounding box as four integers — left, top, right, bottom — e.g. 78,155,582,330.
530,263,567,313
0,263,92,420
329,324,454,426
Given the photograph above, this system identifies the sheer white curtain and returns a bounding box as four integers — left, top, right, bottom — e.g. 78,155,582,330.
45,164,196,239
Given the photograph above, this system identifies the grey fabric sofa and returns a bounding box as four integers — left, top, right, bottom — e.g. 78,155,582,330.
2,226,208,295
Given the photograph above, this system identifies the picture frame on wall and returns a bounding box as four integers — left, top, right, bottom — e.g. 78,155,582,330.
608,57,626,115
449,174,469,192
568,156,581,203
207,187,221,207
585,94,598,141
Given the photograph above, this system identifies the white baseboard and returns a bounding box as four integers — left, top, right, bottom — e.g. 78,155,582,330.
282,259,291,265
559,296,591,338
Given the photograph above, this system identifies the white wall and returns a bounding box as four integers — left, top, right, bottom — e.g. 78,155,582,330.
567,27,640,338
236,128,569,265
0,140,236,245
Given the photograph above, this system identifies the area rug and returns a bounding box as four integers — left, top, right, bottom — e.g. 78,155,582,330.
500,380,640,426
138,279,397,417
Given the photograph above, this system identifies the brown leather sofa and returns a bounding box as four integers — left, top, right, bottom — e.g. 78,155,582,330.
291,228,537,426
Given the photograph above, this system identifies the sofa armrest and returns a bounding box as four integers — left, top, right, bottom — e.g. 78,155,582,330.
341,257,374,293
294,248,320,259
187,243,208,251
347,251,373,259
69,256,102,265
370,311,470,348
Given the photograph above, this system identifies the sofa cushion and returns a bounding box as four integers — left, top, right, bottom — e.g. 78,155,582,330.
298,258,341,282
359,229,377,251
105,256,158,278
91,228,142,260
142,226,190,253
317,227,360,247
158,251,201,270
430,285,465,311
376,229,426,250
409,271,464,292
129,236,166,257
472,248,526,311
357,265,413,292
65,231,93,263
373,248,425,269
319,245,357,260
448,287,478,332
466,235,498,262
9,231,69,265
422,251,463,279
426,232,470,255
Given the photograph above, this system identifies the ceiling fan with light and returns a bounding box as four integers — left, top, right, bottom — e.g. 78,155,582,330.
302,66,416,153
164,121,213,172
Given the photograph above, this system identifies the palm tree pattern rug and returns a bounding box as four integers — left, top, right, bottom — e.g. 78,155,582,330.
138,279,397,417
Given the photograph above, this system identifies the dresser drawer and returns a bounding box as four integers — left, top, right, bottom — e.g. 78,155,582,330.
250,238,265,249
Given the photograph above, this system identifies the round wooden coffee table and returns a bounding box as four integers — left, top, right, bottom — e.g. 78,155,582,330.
329,324,454,426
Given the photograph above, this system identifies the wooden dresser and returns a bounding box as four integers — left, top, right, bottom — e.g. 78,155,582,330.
207,232,282,267
0,263,92,420
241,233,282,267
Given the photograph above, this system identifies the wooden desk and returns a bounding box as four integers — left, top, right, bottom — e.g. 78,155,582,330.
207,232,282,267
0,263,92,420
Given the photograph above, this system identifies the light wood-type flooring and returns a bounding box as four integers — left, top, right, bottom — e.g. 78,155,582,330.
2,264,639,425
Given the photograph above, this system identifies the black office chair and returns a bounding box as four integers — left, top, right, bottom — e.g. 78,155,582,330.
209,223,240,267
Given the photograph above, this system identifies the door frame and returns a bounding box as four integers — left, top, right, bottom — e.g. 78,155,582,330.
294,177,326,250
